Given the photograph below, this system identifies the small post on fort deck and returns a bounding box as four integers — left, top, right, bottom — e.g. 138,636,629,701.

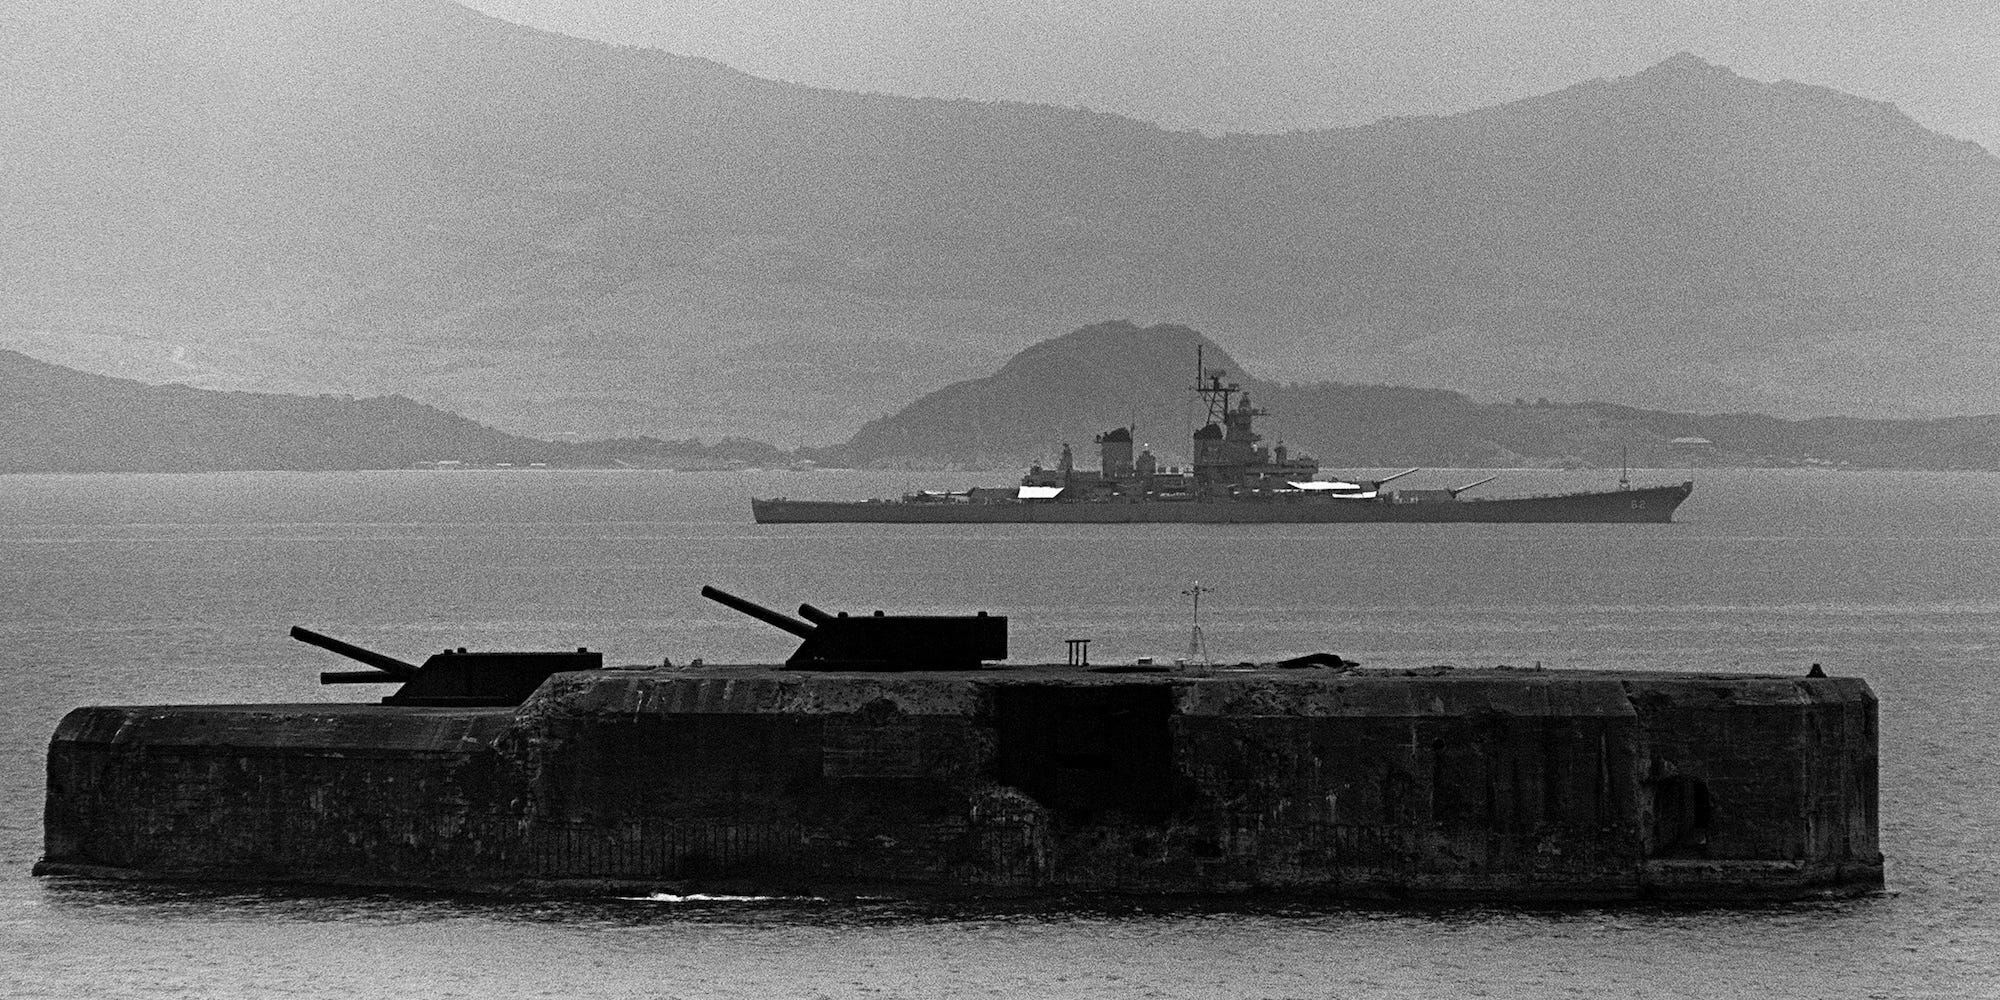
1182,581,1212,665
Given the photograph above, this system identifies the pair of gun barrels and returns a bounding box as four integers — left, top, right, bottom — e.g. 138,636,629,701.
294,585,1005,680
292,586,820,684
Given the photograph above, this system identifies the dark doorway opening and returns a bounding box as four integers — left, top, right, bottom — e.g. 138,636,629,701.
1648,775,1713,857
994,685,1175,823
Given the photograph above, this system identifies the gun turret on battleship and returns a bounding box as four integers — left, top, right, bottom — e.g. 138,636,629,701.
701,585,1006,670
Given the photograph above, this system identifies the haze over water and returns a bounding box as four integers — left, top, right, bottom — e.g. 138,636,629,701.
3,468,1997,998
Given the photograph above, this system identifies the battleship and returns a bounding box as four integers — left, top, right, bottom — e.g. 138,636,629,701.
753,354,1694,524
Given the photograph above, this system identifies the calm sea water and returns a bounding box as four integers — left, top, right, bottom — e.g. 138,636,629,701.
2,468,1997,999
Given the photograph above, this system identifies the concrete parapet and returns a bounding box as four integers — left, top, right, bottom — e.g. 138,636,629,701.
38,666,1881,901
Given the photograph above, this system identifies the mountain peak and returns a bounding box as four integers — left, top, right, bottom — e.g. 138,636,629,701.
1629,51,1741,85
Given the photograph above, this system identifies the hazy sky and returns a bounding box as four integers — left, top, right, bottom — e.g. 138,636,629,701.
462,0,1998,151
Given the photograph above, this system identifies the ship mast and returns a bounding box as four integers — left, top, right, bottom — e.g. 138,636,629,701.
1194,344,1238,426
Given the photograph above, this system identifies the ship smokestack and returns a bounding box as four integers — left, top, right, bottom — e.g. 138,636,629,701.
1096,427,1134,478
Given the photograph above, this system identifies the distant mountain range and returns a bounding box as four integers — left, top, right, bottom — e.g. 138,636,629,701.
8,328,2000,474
5,1,1997,443
0,349,553,472
0,350,779,473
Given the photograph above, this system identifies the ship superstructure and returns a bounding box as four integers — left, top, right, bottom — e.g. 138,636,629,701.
1022,347,1325,500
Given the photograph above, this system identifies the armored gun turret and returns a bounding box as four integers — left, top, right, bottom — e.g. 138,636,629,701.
292,626,602,706
701,585,1006,670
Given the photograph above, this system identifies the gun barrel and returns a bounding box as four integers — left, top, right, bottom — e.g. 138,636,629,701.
701,586,816,639
797,602,836,626
1376,468,1421,486
290,625,420,680
320,669,403,685
1451,475,1498,497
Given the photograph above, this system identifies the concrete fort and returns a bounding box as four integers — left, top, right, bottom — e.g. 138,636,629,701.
38,665,1881,901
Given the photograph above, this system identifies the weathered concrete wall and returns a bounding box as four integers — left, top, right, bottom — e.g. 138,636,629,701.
1166,676,1647,898
41,706,517,885
38,667,1882,901
1622,677,1881,895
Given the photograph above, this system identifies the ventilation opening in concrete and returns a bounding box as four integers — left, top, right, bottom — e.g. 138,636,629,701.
1647,775,1714,857
993,685,1174,823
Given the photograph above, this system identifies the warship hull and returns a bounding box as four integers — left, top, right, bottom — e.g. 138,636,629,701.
753,481,1694,525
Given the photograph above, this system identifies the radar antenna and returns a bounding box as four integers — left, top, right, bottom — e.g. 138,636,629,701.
1193,344,1240,426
